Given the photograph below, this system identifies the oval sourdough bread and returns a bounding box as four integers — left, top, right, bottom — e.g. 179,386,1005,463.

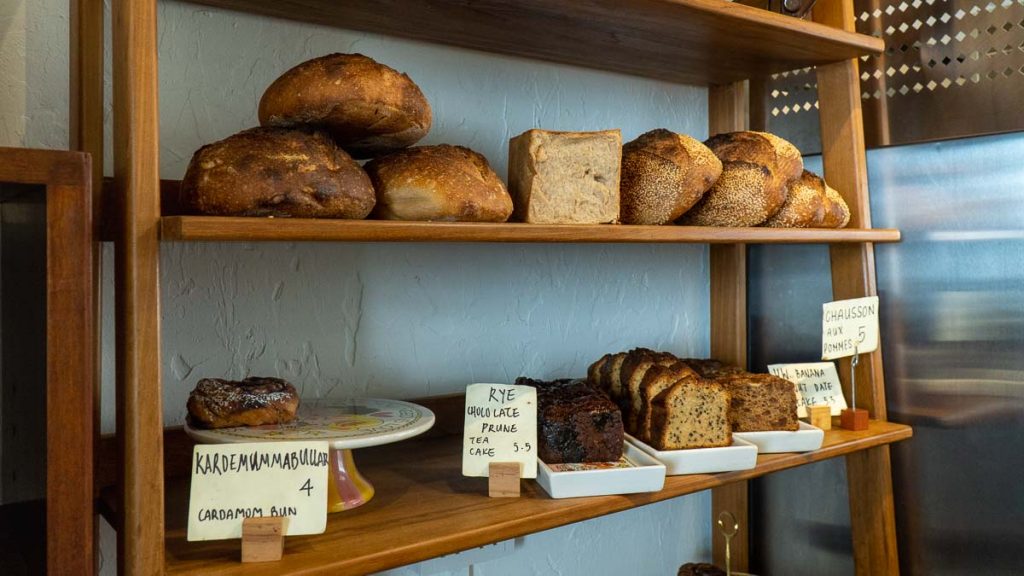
258,53,431,159
180,127,375,218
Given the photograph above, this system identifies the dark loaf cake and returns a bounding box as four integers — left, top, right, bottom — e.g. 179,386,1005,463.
677,563,726,576
516,377,624,464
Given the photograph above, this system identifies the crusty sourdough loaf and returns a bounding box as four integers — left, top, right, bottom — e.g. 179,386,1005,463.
620,129,722,225
180,127,376,218
763,169,828,228
508,129,622,224
364,145,513,222
821,183,851,228
679,131,803,227
518,377,624,463
649,378,732,450
637,362,700,443
715,373,799,432
187,377,300,429
258,53,431,159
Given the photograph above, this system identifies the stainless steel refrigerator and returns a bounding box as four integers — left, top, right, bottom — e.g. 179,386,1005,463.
747,132,1024,575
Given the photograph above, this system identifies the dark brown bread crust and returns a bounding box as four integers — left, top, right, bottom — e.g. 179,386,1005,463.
258,53,431,159
620,129,722,225
715,373,799,431
365,145,513,222
821,183,851,228
680,358,746,379
187,377,300,429
180,127,375,218
587,353,612,391
678,563,726,576
517,377,624,464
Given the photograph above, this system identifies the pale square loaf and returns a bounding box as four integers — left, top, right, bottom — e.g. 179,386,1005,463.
508,129,621,224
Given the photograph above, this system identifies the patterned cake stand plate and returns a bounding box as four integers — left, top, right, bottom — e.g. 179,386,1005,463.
184,398,434,513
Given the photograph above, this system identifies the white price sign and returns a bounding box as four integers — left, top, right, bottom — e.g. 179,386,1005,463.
821,296,880,360
768,362,847,417
462,383,537,479
187,441,329,541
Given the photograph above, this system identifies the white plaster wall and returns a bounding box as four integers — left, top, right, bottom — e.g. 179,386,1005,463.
3,1,717,574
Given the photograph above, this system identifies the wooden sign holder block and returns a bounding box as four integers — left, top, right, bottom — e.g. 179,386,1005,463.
488,462,521,498
840,408,869,431
808,405,833,430
241,516,287,563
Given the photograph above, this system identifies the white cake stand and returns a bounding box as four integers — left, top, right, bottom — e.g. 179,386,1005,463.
184,398,434,512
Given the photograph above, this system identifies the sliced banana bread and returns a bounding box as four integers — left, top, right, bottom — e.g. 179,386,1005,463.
637,362,700,443
715,373,799,431
649,379,732,450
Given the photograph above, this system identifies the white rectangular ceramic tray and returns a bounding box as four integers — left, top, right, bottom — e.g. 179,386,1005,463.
536,441,666,499
626,434,758,476
733,421,824,453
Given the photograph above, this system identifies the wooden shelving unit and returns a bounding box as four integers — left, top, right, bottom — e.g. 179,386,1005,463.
97,420,911,576
69,0,909,574
162,216,902,244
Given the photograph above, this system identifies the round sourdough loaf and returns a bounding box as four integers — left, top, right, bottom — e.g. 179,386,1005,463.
258,53,431,159
678,131,803,227
763,169,828,228
180,127,375,218
364,145,513,222
620,129,722,225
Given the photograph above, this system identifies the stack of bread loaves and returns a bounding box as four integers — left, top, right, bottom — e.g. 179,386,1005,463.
678,131,850,228
588,348,799,451
181,53,513,222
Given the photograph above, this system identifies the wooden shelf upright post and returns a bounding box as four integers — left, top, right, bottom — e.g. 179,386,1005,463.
112,0,165,573
708,80,751,573
815,0,900,573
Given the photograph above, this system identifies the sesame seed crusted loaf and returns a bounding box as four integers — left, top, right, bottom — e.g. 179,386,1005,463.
620,129,722,225
517,377,624,464
678,131,803,227
186,377,300,429
763,169,828,228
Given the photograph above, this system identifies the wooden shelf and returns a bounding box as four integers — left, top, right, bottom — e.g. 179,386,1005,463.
161,216,901,244
148,421,911,575
183,0,883,85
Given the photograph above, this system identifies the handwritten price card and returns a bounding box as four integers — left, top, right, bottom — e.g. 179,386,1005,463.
768,362,847,417
187,441,329,541
462,383,537,479
822,296,880,360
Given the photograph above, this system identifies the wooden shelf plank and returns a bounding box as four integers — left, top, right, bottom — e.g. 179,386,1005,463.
161,216,901,244
182,0,883,85
157,421,911,575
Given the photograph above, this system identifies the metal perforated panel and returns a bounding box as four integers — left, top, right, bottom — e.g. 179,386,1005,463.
764,0,1024,152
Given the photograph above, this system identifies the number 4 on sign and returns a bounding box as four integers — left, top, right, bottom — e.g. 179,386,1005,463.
300,479,313,497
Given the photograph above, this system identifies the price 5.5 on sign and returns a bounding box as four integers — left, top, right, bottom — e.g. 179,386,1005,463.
821,296,880,361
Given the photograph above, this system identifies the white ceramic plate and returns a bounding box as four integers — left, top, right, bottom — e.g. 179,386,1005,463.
626,434,758,476
536,441,666,499
184,398,435,450
733,421,824,453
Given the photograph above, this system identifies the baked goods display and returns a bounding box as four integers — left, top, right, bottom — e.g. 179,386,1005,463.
587,349,800,450
508,129,622,224
365,144,513,222
620,129,722,225
516,377,624,464
186,377,300,429
679,131,802,227
258,53,432,159
180,127,376,218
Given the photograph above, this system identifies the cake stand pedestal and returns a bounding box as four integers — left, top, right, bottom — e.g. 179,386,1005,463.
185,398,435,512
